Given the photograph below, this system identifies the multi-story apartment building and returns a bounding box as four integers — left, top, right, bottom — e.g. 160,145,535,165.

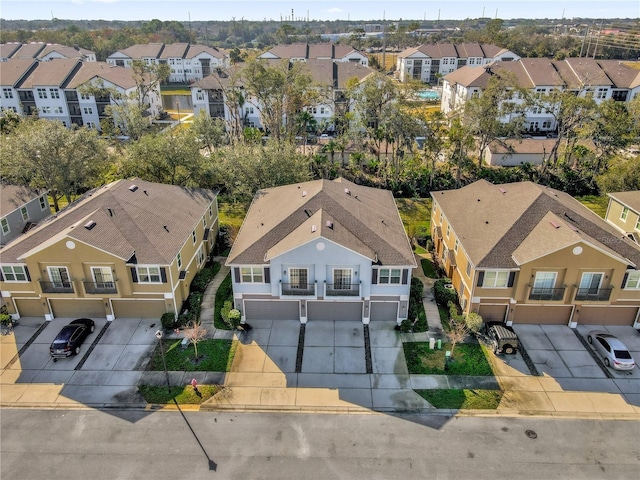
0,42,96,62
258,43,369,67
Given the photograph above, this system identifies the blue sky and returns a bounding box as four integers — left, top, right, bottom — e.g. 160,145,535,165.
2,0,639,22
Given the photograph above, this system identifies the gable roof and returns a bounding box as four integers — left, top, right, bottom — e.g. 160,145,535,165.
432,180,640,269
260,43,366,61
1,185,46,217
16,58,80,88
64,62,138,90
1,179,217,265
0,58,39,86
227,178,416,267
608,191,640,214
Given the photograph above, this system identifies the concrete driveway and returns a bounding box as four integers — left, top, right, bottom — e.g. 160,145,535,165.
512,324,640,405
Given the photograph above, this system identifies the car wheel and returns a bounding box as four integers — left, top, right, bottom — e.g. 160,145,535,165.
493,344,499,354
90,324,95,333
587,335,593,344
604,358,610,367
74,346,80,355
503,344,515,355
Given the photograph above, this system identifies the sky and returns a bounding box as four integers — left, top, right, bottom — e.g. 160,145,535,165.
1,0,639,22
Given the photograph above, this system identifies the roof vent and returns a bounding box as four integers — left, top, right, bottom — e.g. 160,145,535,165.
304,208,312,217
302,190,307,197
143,190,148,196
129,185,138,192
499,188,507,194
326,221,333,229
311,225,317,233
163,225,169,232
107,208,114,217
84,220,96,230
549,221,561,229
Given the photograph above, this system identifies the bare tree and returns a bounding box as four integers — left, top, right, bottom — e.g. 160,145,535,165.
446,318,470,357
183,321,207,361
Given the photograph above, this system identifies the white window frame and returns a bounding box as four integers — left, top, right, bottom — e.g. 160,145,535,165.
3,88,13,99
466,262,471,277
37,88,47,99
91,266,114,288
482,270,509,288
48,266,70,287
620,207,629,222
332,268,352,290
136,266,161,283
1,218,9,234
624,271,640,290
446,224,450,238
289,268,308,288
532,271,557,292
197,245,206,266
454,239,459,253
1,265,28,282
20,207,29,221
379,268,401,285
579,272,603,291
635,217,640,232
49,88,60,99
241,266,263,283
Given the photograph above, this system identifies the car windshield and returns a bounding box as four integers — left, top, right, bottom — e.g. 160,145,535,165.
614,350,633,359
52,340,68,347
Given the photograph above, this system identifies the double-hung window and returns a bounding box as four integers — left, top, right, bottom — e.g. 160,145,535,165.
241,267,263,283
621,207,629,222
92,266,114,289
289,268,307,289
137,266,161,283
1,218,9,234
48,266,71,288
379,268,401,284
333,268,352,290
2,265,28,282
482,270,509,288
20,207,29,221
624,271,640,290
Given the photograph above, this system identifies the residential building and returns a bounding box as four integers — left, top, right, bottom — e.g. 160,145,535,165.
431,180,640,327
0,58,162,129
396,43,519,84
441,58,640,134
0,42,96,62
605,191,640,244
1,185,51,247
0,179,218,321
106,43,229,83
482,138,596,167
259,43,369,67
191,60,374,132
226,178,416,324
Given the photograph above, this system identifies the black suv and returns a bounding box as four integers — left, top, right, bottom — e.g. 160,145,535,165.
50,318,95,359
484,322,519,355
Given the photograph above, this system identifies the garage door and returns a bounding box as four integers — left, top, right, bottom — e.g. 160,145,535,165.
112,299,167,319
512,305,572,324
370,302,398,321
308,301,362,321
14,298,45,317
50,299,105,318
244,300,299,321
478,304,508,323
578,306,639,326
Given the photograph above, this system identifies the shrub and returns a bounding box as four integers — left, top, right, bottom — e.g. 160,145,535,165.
190,263,220,293
161,312,177,330
465,312,483,332
407,277,428,332
433,279,457,306
228,309,241,328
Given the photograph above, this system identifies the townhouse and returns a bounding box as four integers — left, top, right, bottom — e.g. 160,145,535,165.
0,179,218,321
226,178,416,324
431,180,640,327
441,57,640,134
259,43,369,67
0,58,161,128
106,43,229,83
605,191,640,245
0,42,96,62
396,43,519,84
1,185,51,247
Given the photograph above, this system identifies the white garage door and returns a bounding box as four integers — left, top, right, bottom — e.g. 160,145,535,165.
307,301,362,321
370,302,398,321
112,300,167,319
50,299,105,318
244,300,299,321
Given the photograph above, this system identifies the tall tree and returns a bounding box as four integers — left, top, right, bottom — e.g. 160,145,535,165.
191,111,227,154
0,120,111,211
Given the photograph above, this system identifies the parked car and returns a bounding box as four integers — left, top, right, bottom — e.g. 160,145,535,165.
587,331,636,371
484,322,519,355
49,318,95,360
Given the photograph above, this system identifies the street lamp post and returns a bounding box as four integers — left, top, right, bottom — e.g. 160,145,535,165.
155,330,171,394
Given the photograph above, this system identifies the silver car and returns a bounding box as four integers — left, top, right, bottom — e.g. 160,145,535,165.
587,331,636,371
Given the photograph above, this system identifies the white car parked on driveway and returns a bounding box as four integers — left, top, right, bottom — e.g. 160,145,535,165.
587,331,636,371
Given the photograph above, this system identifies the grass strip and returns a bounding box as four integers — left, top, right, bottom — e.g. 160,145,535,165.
403,342,493,376
416,389,503,409
148,338,236,372
139,384,222,404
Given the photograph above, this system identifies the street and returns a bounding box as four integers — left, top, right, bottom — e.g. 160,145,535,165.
1,409,638,479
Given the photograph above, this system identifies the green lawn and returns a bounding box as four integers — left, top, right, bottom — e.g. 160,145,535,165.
396,197,431,238
148,338,236,372
577,195,609,218
416,389,503,409
420,258,439,278
138,384,222,404
403,342,493,376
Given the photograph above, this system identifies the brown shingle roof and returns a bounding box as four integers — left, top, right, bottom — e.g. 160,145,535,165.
608,191,640,214
432,180,640,269
39,44,94,59
1,179,217,265
0,58,38,86
65,62,138,90
119,43,165,59
17,58,79,88
227,178,416,267
1,185,46,217
159,43,189,59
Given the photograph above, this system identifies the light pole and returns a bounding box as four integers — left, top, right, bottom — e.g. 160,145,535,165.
155,330,171,394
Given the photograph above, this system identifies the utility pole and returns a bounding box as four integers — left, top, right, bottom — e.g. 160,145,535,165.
382,11,386,72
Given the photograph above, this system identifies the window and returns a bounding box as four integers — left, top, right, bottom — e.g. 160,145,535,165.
196,92,205,101
209,204,213,218
192,230,197,244
333,268,352,290
177,253,182,268
49,88,60,99
579,272,603,292
439,212,443,224
137,266,161,283
624,271,640,290
83,107,93,115
80,93,91,100
41,106,51,114
1,218,10,234
533,271,557,291
1,265,28,282
91,266,114,288
595,88,607,100
620,207,629,222
37,88,48,99
54,107,63,114
379,268,401,284
454,239,459,253
245,106,254,114
3,88,13,99
466,262,471,277
635,218,640,231
39,196,47,210
202,218,206,230
289,268,308,288
197,245,206,266
446,224,450,238
48,266,71,287
483,270,509,288
241,267,263,283
20,207,29,221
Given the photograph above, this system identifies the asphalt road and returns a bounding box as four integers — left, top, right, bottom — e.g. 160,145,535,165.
2,409,638,480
